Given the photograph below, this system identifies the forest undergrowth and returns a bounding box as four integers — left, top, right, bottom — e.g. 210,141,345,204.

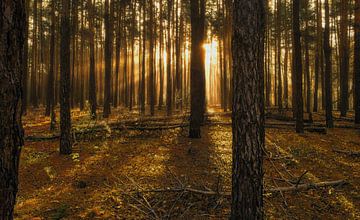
15,107,360,219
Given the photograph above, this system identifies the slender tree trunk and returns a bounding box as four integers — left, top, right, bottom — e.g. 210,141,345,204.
231,0,265,218
324,0,333,128
114,7,121,108
355,0,360,124
292,0,304,133
46,0,56,117
88,0,97,119
129,1,135,111
31,0,38,108
314,0,322,112
103,0,113,118
276,0,282,111
141,0,146,115
149,0,155,115
158,0,164,109
22,0,30,115
166,0,173,116
339,0,349,117
79,9,85,111
0,0,26,218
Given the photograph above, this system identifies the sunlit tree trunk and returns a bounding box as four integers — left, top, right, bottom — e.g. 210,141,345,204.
231,0,265,218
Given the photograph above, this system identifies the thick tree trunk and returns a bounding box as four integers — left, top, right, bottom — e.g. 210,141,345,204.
60,0,73,154
324,0,333,128
354,0,360,124
189,0,206,138
0,0,26,218
231,0,265,218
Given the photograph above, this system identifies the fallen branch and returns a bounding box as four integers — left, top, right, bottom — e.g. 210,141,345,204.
133,180,347,197
333,149,360,157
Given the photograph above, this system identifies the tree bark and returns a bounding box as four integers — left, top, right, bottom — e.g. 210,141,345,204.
231,0,265,218
0,0,26,217
46,0,56,117
324,0,334,128
103,0,113,118
166,0,173,116
189,0,206,138
60,0,73,154
354,0,360,124
88,0,97,119
292,0,304,133
339,0,349,117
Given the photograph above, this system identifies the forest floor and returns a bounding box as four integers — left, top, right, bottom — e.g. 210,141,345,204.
14,107,360,219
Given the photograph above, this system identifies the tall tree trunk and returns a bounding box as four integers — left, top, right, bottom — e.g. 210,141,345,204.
0,0,26,218
276,0,282,111
103,0,113,118
189,0,206,138
60,0,72,154
158,0,164,109
31,0,38,108
140,0,146,115
114,6,121,108
292,0,304,133
324,0,333,128
231,0,265,218
22,0,30,115
79,9,85,111
166,0,173,116
313,0,322,112
129,1,135,111
339,0,349,117
88,0,97,119
46,0,56,117
355,0,360,124
149,0,155,115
